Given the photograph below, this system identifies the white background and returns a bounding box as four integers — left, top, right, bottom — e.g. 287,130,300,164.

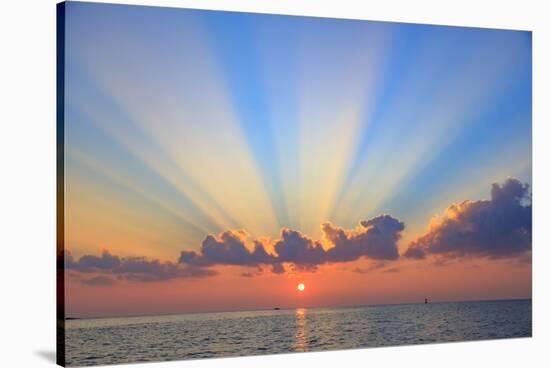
1,0,549,367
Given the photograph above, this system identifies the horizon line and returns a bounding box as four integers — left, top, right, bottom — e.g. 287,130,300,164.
64,296,532,320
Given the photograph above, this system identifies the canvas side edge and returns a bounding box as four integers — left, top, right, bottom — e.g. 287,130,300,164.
56,2,66,367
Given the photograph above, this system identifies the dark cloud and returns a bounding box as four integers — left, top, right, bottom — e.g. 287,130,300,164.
273,229,326,270
323,215,403,262
271,263,285,274
179,230,276,267
404,179,531,260
64,250,216,284
402,246,425,260
179,216,405,274
66,250,120,272
113,257,215,281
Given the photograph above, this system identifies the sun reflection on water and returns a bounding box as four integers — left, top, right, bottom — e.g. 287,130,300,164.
293,308,308,352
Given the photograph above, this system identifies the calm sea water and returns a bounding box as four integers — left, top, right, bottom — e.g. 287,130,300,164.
65,299,531,366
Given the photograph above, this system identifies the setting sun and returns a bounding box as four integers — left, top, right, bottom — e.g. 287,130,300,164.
297,283,305,292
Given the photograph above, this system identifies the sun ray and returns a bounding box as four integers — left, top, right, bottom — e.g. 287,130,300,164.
67,146,214,237
65,10,280,238
331,30,531,225
295,21,393,236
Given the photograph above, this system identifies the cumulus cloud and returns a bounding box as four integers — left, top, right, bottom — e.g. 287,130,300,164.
63,250,216,284
404,179,532,260
323,215,403,262
178,215,405,273
273,229,326,270
65,250,120,272
179,230,276,267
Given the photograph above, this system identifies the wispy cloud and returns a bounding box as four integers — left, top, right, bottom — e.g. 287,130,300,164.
79,275,116,286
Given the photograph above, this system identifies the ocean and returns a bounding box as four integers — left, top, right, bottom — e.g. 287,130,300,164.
64,299,531,366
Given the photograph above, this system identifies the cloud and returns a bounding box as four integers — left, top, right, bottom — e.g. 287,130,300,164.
351,261,396,274
271,263,285,274
402,246,425,260
404,179,531,260
112,257,216,281
64,250,216,284
179,215,405,273
323,215,403,262
273,229,326,270
179,230,276,267
80,275,115,286
66,250,120,272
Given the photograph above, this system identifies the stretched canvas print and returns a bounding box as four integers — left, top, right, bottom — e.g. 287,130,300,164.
57,1,532,366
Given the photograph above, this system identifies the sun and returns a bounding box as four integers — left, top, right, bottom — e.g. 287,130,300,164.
297,283,305,292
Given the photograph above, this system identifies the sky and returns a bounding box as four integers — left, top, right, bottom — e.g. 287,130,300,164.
61,2,532,318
